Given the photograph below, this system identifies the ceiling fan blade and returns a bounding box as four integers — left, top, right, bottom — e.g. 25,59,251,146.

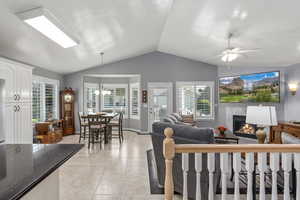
231,48,240,52
235,48,261,53
239,53,248,58
202,54,223,62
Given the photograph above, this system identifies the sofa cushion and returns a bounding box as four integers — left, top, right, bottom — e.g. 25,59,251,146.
168,115,179,123
171,113,183,121
152,122,214,144
163,117,175,124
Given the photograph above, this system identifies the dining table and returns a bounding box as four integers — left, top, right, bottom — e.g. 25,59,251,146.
81,112,119,144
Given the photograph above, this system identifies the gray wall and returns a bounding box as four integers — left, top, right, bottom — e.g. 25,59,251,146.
284,63,300,121
64,51,218,132
33,66,64,89
217,66,287,131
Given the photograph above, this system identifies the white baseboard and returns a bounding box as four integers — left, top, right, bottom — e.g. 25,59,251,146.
123,128,149,135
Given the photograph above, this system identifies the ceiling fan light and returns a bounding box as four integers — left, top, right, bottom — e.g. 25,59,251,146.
221,54,228,62
228,53,238,61
221,53,238,62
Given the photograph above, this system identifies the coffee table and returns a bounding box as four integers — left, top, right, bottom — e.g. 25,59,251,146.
214,130,239,144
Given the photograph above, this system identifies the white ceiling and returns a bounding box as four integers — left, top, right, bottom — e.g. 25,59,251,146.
0,0,300,74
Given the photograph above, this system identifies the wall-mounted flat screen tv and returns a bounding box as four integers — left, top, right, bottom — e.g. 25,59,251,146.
219,71,280,103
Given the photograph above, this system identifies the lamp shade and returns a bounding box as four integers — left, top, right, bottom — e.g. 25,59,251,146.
246,106,278,126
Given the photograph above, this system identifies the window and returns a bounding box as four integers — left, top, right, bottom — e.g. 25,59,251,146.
130,82,140,119
32,76,59,123
32,82,42,123
101,84,128,117
176,81,214,120
84,83,99,113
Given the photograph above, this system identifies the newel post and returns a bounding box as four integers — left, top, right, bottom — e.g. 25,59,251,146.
163,128,175,200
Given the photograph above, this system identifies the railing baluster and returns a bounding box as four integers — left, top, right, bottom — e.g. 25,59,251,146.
294,153,300,200
258,153,267,200
195,153,202,200
246,152,254,200
220,153,229,200
182,153,189,200
233,153,241,200
282,153,292,200
270,153,279,200
208,153,215,200
163,128,175,200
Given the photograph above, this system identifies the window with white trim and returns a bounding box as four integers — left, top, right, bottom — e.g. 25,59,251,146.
84,83,99,113
101,84,128,117
130,82,140,119
32,76,59,123
176,81,214,120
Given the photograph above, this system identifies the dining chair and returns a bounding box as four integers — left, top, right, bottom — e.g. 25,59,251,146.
87,114,106,149
78,112,89,143
108,112,124,143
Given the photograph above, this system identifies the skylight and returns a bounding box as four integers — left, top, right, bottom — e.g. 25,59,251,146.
17,7,79,48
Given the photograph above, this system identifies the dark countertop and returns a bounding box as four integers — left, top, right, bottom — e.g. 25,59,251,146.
0,144,83,200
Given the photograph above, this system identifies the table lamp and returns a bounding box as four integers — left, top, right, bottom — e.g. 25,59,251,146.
246,105,278,144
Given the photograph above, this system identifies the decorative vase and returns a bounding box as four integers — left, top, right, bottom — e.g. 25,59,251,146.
256,128,266,144
219,130,225,136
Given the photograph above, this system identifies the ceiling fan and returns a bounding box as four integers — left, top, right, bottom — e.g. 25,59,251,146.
215,33,260,63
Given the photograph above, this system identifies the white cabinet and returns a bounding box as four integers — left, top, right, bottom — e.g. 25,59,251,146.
15,102,32,143
15,68,32,103
0,57,33,144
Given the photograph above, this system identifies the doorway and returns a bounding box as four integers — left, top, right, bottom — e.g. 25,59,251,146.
148,82,173,132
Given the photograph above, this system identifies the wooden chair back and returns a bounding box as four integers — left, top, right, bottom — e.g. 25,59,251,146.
87,114,102,128
78,112,83,124
35,122,50,135
118,112,123,126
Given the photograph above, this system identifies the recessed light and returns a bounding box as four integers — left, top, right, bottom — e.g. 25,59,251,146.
17,7,79,48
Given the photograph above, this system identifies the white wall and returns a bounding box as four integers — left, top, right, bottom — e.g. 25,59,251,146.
284,64,300,121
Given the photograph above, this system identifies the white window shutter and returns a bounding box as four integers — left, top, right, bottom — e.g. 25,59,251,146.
176,81,214,120
32,75,59,124
130,82,140,119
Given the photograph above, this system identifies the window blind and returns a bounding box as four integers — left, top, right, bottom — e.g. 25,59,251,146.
84,83,99,113
45,83,57,120
176,81,214,120
101,84,128,117
130,83,140,119
32,82,42,123
32,76,59,124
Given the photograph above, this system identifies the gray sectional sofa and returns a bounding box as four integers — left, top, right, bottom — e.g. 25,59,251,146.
150,122,220,200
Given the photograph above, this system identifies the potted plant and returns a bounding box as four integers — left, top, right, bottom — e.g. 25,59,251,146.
217,126,228,136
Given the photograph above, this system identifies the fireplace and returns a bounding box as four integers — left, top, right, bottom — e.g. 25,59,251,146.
233,115,257,139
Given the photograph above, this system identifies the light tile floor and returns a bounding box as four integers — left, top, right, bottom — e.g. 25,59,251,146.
59,131,173,200
59,131,280,200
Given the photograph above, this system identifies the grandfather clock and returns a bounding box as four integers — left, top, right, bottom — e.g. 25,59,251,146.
60,88,75,135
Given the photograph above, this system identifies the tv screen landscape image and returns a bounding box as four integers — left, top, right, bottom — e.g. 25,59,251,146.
219,71,280,103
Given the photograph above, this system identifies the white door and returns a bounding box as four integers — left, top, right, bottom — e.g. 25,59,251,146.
148,82,173,132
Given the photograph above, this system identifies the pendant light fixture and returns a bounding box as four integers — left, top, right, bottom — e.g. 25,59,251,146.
98,52,112,96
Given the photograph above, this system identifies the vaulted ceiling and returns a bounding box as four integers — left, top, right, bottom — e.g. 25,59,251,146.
0,0,300,74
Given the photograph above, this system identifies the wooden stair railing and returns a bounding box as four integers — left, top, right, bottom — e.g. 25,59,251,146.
163,127,300,200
